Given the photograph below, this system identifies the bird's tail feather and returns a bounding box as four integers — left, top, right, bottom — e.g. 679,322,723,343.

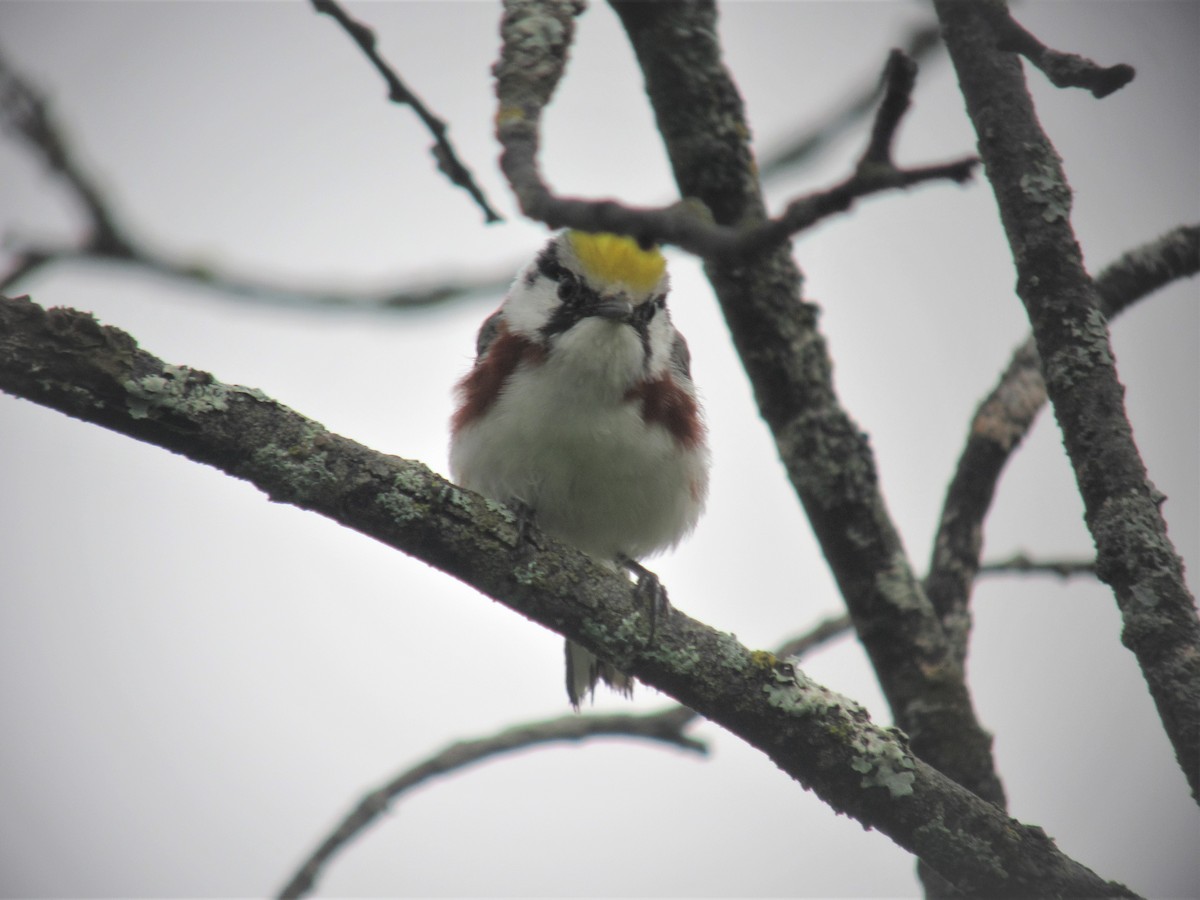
565,640,633,709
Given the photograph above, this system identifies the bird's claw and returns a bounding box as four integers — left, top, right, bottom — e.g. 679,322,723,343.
509,500,541,563
618,555,671,641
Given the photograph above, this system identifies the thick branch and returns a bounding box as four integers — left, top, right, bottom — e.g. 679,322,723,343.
926,224,1200,662
493,1,976,259
935,0,1200,801
608,6,1008,866
0,293,1135,896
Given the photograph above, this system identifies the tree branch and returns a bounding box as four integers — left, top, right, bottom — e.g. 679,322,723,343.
310,0,502,223
758,21,942,180
0,44,509,310
935,0,1200,802
493,1,976,259
0,46,135,269
925,223,1200,663
0,292,1137,896
278,608,859,899
608,13,1008,883
277,707,704,899
978,553,1097,580
986,5,1135,98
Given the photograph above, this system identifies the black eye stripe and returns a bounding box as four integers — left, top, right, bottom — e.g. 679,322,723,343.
534,242,571,285
541,280,601,338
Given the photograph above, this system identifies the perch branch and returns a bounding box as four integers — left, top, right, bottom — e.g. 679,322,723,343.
0,292,1136,896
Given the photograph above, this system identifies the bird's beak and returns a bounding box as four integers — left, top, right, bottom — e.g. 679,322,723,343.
589,295,634,321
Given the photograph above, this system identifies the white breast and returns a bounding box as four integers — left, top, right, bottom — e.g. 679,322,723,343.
450,320,708,560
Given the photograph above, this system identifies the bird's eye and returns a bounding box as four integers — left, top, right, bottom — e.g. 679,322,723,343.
558,275,581,304
632,296,663,328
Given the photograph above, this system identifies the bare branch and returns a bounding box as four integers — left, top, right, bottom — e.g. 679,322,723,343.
310,0,502,223
0,293,1137,896
277,608,858,899
935,0,1200,801
494,1,975,258
1,237,514,311
984,4,1135,98
0,47,134,263
0,42,509,309
277,707,704,899
860,50,919,169
926,224,1199,663
776,613,853,660
609,10,1006,871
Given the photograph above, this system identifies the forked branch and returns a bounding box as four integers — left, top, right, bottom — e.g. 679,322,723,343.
494,1,976,258
935,0,1199,801
926,224,1200,662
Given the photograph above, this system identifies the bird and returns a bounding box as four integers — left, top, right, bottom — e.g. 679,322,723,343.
449,229,710,708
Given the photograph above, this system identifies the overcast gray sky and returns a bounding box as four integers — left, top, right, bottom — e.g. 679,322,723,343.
1,2,1197,897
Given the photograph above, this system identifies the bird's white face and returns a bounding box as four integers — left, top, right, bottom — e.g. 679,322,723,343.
500,230,677,389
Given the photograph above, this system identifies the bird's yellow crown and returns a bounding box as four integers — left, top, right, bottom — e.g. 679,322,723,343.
566,231,666,294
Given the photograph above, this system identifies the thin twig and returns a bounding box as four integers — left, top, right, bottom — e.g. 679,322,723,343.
978,553,1096,579
759,22,942,180
278,612,857,898
311,0,502,223
276,708,704,899
0,46,510,308
776,614,853,660
0,48,134,261
0,238,513,311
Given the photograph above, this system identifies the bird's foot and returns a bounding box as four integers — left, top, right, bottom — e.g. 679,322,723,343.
618,555,670,641
509,500,541,564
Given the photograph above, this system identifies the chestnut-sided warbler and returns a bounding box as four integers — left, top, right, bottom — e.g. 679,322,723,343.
450,230,710,707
